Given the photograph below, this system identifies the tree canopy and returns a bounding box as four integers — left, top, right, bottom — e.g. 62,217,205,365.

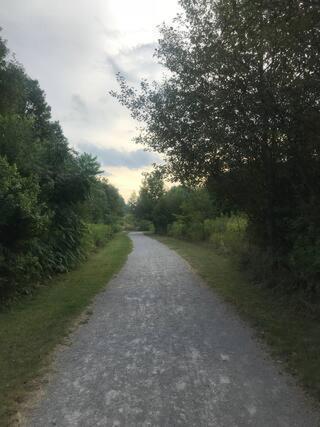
113,0,320,291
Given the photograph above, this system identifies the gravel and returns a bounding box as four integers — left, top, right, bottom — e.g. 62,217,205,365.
27,232,320,426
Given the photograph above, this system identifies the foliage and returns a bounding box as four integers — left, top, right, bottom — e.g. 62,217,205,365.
83,223,116,252
113,1,320,293
152,186,189,233
0,156,47,297
82,178,125,226
122,213,137,231
167,220,187,240
131,168,222,239
128,169,165,229
204,215,248,254
136,219,155,233
0,34,123,301
167,207,247,251
129,167,219,236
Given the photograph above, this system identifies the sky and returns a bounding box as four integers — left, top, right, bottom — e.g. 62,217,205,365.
0,0,180,200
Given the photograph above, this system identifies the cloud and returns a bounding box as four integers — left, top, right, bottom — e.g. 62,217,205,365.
70,94,89,121
72,94,87,113
106,165,154,201
1,0,179,197
105,55,122,76
78,142,160,169
105,42,161,84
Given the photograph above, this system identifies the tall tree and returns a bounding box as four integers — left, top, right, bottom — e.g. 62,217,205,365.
113,0,320,289
134,169,165,222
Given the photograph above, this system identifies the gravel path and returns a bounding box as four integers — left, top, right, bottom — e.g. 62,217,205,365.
27,232,319,426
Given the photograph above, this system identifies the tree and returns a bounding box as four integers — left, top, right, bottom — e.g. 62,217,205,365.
83,178,125,224
135,169,165,223
113,0,320,290
0,156,47,296
0,33,120,299
127,191,138,214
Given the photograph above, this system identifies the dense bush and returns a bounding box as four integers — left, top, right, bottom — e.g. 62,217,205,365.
204,216,247,254
167,220,187,240
82,178,125,226
131,170,246,249
185,221,204,241
136,219,155,233
84,224,116,251
168,215,247,253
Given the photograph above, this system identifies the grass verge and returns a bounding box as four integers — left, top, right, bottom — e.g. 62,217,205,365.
155,235,320,403
0,233,132,426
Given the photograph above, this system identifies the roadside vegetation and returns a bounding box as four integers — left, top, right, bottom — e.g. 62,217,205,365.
0,34,125,303
0,232,132,425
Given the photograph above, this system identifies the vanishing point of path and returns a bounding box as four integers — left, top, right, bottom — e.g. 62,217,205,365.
27,233,319,426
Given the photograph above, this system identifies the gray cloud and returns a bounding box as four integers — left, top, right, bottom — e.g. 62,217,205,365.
78,142,160,169
71,94,88,116
105,42,161,84
105,55,123,76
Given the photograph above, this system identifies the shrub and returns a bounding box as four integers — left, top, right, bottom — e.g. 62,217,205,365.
203,215,247,254
168,220,187,239
137,219,155,233
185,221,204,241
289,234,320,293
0,157,47,298
86,224,114,250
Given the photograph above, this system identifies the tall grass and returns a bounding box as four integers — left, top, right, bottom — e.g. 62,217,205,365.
204,215,248,254
84,223,117,250
167,214,248,254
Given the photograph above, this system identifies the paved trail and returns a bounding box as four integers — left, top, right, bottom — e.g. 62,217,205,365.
28,233,319,426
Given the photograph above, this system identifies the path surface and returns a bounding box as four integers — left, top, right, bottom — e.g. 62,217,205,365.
27,233,319,426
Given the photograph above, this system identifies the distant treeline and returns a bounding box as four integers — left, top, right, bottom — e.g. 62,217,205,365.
116,1,320,295
0,35,124,301
127,169,244,245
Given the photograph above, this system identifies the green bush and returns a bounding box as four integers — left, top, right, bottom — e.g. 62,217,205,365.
0,157,47,298
168,215,247,250
122,214,136,231
205,215,247,254
85,224,114,250
289,234,320,293
168,216,243,244
168,220,187,239
185,221,204,241
137,219,155,233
